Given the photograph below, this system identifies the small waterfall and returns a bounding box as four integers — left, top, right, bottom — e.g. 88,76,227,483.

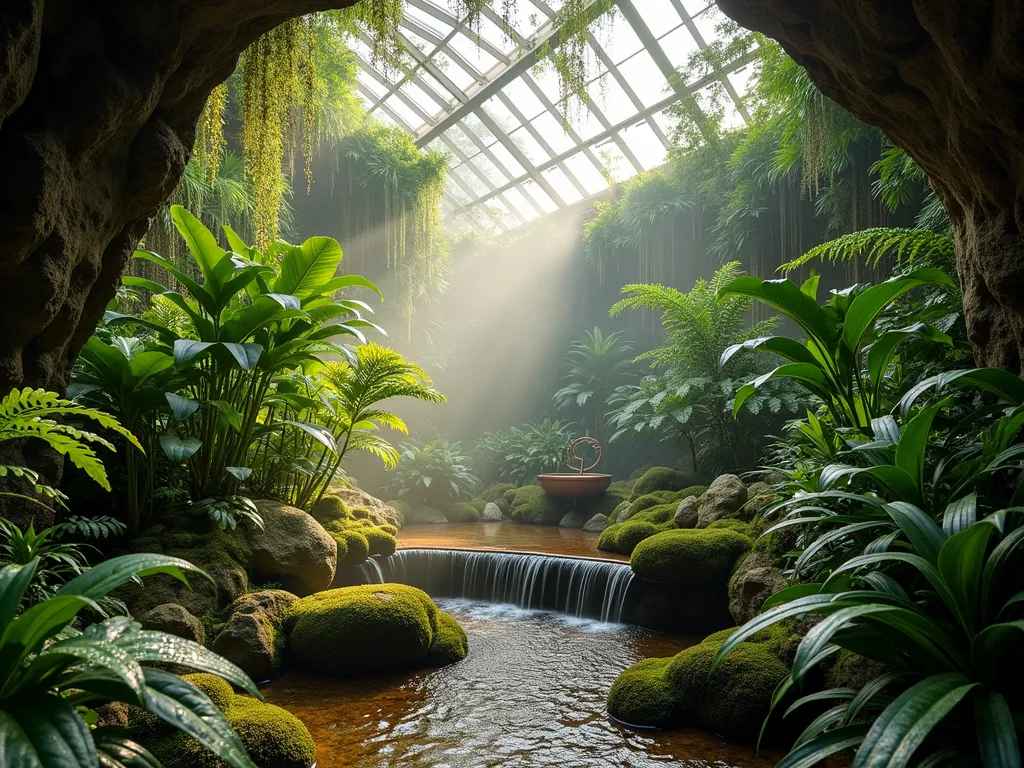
357,548,635,623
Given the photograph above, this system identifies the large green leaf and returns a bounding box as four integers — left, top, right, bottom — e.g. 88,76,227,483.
306,273,382,301
170,206,227,292
94,731,162,768
159,434,201,463
938,524,993,635
139,669,255,768
132,251,218,321
0,596,95,681
853,673,976,768
884,502,947,565
115,631,259,698
0,694,98,767
719,336,817,368
164,393,199,422
0,562,38,632
734,363,831,417
894,400,945,495
975,692,1021,767
57,554,204,601
718,276,837,352
274,237,344,298
867,325,952,403
842,268,955,354
776,724,870,768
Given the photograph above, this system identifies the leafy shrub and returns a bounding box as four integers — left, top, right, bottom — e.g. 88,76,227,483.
476,419,577,485
388,439,479,505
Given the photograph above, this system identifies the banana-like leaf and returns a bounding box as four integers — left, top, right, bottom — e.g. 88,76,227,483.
938,524,994,635
975,692,1020,766
718,276,837,352
0,694,98,767
169,206,227,293
942,494,978,536
853,673,976,768
884,502,947,565
275,236,344,298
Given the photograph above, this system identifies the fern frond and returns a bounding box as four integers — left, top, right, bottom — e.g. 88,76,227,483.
778,227,954,274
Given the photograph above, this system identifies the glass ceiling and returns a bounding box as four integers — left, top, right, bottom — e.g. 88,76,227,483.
351,0,755,234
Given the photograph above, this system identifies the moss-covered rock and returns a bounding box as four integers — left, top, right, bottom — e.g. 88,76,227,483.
249,500,337,595
387,498,414,519
598,520,666,555
140,673,316,768
625,490,685,518
479,482,516,505
310,494,349,526
443,501,482,523
285,584,468,676
212,589,298,683
630,528,752,587
406,505,447,524
363,527,397,557
707,519,753,536
629,467,703,501
607,626,790,741
327,486,404,528
506,485,567,526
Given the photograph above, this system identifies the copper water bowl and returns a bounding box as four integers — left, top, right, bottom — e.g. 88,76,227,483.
537,473,613,498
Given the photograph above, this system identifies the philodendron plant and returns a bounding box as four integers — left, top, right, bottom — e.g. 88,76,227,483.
0,553,264,767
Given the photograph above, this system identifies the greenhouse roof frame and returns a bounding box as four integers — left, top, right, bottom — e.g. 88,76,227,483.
351,0,756,233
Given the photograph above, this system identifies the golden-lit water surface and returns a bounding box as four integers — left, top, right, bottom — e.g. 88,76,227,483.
397,523,628,561
263,599,782,768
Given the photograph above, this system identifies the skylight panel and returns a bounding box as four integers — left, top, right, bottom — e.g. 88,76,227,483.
620,120,667,169
481,96,521,134
690,4,726,45
563,151,609,194
616,50,671,107
431,50,478,91
357,70,389,98
506,126,550,165
593,140,637,182
520,179,558,213
502,187,542,221
467,151,511,186
445,125,484,157
450,163,489,197
400,81,442,116
501,78,545,121
384,94,426,129
447,32,501,71
405,5,453,37
589,71,636,121
461,111,500,146
543,166,584,204
486,142,527,177
594,17,643,64
530,112,575,154
659,28,700,74
634,0,683,33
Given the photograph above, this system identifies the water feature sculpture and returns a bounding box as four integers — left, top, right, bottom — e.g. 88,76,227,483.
537,436,613,498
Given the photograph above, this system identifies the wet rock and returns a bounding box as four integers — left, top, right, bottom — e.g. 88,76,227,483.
612,501,631,523
697,474,748,528
742,481,774,517
559,510,587,528
481,502,504,522
728,552,786,624
582,513,611,532
406,505,447,524
139,603,204,645
328,487,404,528
212,589,298,683
249,500,337,596
673,496,699,529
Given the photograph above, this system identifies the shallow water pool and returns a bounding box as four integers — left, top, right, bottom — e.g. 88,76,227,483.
263,599,782,768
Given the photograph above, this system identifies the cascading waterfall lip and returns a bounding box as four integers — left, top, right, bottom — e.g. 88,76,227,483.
392,544,627,565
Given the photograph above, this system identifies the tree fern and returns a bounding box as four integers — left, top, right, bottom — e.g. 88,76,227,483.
778,227,954,274
0,388,141,494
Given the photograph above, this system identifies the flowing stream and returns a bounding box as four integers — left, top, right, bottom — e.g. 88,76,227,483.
263,599,780,768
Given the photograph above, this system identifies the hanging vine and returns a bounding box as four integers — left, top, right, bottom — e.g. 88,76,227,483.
240,15,323,248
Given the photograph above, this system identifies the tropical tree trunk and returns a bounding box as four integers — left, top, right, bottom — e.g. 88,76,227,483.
0,0,357,526
716,0,1024,373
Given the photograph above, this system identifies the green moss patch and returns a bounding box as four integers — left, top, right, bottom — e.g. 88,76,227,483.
285,584,468,676
506,485,567,525
607,626,790,741
140,673,316,768
443,501,482,523
629,467,704,501
630,528,752,587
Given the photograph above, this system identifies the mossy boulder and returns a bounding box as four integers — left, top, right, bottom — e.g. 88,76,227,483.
608,627,790,740
139,603,205,645
327,486,404,528
697,474,748,527
212,589,298,683
506,485,567,525
624,490,685,518
479,482,515,506
329,528,369,569
310,494,350,526
707,519,753,536
363,527,398,557
443,501,481,523
598,520,666,555
630,528,752,587
285,584,468,676
629,467,703,501
119,525,251,623
140,673,316,768
406,505,447,524
249,500,337,596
